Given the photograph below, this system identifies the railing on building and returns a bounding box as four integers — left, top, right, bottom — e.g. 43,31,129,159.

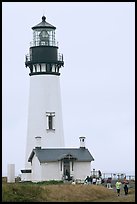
58,53,63,62
30,40,58,47
25,54,30,62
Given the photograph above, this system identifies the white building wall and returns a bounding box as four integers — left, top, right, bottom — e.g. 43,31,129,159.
59,161,63,179
41,162,62,181
21,173,31,181
25,75,64,168
31,158,91,182
73,162,91,181
31,154,41,182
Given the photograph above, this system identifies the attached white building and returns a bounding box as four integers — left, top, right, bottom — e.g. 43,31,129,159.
27,137,94,182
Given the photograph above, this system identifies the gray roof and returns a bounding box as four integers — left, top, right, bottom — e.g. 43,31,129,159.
28,148,94,163
32,16,56,30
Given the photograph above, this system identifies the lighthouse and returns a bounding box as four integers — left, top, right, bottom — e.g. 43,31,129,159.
24,16,65,169
21,16,94,182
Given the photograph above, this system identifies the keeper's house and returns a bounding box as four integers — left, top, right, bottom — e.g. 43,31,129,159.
21,136,94,182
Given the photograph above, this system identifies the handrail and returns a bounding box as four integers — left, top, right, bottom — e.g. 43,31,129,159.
30,40,58,47
58,53,63,62
25,54,30,62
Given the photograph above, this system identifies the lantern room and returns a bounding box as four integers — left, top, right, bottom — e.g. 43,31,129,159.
31,16,57,47
25,16,64,76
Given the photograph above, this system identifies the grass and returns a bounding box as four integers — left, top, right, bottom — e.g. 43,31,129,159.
2,178,135,202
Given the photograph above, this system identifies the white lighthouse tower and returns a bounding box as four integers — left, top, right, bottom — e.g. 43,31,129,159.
21,16,94,182
24,16,65,169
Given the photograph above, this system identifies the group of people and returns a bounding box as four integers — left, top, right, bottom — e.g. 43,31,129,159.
85,173,129,196
84,170,103,185
84,170,102,185
115,177,129,196
84,175,99,184
106,176,129,196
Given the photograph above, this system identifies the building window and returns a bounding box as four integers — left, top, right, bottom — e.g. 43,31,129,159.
34,65,37,72
48,116,52,129
41,64,46,72
36,64,40,72
46,64,50,72
52,64,56,72
72,161,74,171
60,160,62,171
46,112,55,130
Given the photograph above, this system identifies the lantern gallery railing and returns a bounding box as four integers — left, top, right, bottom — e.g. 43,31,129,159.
58,53,63,62
25,54,30,61
30,40,58,47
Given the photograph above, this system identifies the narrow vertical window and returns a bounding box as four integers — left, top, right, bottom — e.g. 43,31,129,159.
37,64,40,72
72,161,74,171
48,115,52,129
60,160,62,171
41,64,46,72
46,112,55,130
47,64,50,72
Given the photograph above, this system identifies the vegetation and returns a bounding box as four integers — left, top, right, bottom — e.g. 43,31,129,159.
2,178,135,202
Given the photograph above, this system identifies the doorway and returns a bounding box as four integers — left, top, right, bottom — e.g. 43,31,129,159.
63,159,70,180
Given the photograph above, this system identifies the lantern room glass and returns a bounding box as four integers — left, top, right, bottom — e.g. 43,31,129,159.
32,29,56,46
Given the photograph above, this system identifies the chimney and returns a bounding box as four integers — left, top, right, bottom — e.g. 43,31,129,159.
79,136,86,148
35,136,41,149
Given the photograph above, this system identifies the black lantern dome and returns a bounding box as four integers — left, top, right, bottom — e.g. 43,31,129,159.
32,16,56,30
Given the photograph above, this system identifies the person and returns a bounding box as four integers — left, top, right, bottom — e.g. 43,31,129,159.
101,178,105,184
84,176,89,184
65,169,70,180
115,180,122,196
89,176,93,184
123,177,129,195
98,170,102,178
124,183,128,195
106,177,112,189
96,177,101,185
92,177,97,185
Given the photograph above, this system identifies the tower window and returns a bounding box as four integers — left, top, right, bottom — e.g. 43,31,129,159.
46,112,55,130
41,64,46,72
36,64,40,72
52,64,56,72
46,64,51,72
48,115,52,129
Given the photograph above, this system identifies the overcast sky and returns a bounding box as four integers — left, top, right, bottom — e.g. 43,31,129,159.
2,2,135,177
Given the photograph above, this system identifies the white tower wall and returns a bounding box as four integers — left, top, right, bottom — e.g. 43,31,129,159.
7,164,15,183
25,75,64,168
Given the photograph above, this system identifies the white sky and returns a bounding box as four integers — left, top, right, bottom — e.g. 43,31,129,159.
2,2,135,176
